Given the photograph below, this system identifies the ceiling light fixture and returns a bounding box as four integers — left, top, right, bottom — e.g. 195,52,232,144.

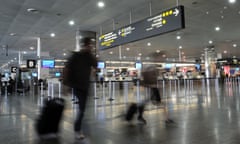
30,47,35,50
147,42,151,46
176,36,181,39
50,33,55,37
156,50,160,53
97,1,105,8
138,53,142,56
215,26,220,31
27,8,39,13
209,40,213,44
68,20,75,26
109,51,113,54
228,0,236,4
224,50,227,54
179,46,182,49
9,33,16,36
126,48,130,51
233,44,237,47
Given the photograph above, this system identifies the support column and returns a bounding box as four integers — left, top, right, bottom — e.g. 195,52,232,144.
37,37,41,80
37,37,50,79
204,48,210,78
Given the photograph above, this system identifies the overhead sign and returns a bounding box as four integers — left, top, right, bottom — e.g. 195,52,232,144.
27,59,36,68
99,5,185,50
11,67,18,73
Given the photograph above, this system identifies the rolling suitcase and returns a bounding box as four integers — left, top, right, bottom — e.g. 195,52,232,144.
36,97,65,135
125,103,138,121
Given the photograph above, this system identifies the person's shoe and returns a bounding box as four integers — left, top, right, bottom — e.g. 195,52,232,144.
138,116,147,124
165,119,174,124
75,133,85,140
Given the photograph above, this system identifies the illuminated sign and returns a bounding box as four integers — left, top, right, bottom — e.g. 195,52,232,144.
27,59,36,68
11,67,18,73
99,5,185,50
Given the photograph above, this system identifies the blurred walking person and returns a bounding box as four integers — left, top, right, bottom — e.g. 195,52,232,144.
64,37,97,139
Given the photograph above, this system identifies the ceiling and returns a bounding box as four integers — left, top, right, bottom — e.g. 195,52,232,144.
0,0,240,68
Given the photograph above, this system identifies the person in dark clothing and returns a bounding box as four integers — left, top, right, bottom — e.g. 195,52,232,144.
65,37,97,139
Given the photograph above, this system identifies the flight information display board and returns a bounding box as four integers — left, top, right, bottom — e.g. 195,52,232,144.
99,5,185,50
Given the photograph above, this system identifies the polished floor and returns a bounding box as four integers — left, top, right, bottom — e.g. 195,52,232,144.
1,79,240,144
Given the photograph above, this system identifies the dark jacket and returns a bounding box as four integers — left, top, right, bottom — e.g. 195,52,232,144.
66,49,97,90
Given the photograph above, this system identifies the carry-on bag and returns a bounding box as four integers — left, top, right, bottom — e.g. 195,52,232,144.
35,98,65,135
125,103,138,121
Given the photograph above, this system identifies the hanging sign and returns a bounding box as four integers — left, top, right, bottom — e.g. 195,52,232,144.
99,5,185,50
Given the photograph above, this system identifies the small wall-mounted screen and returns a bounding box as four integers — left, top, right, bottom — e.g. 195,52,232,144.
97,61,105,69
135,62,142,69
165,63,172,69
55,72,61,77
32,72,37,77
41,59,55,68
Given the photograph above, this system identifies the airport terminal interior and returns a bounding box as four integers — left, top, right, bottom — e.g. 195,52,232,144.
1,0,240,144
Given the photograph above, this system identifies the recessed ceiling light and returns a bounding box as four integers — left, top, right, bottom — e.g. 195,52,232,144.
97,1,105,8
176,36,181,40
147,42,151,46
228,0,236,4
9,33,16,36
68,20,75,26
179,46,182,49
209,40,213,44
215,26,220,31
29,46,35,50
50,33,55,37
23,51,27,54
27,8,39,13
233,44,237,47
224,50,227,54
156,50,160,53
126,47,130,51
206,11,209,15
138,53,142,56
109,51,113,54
63,53,67,56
